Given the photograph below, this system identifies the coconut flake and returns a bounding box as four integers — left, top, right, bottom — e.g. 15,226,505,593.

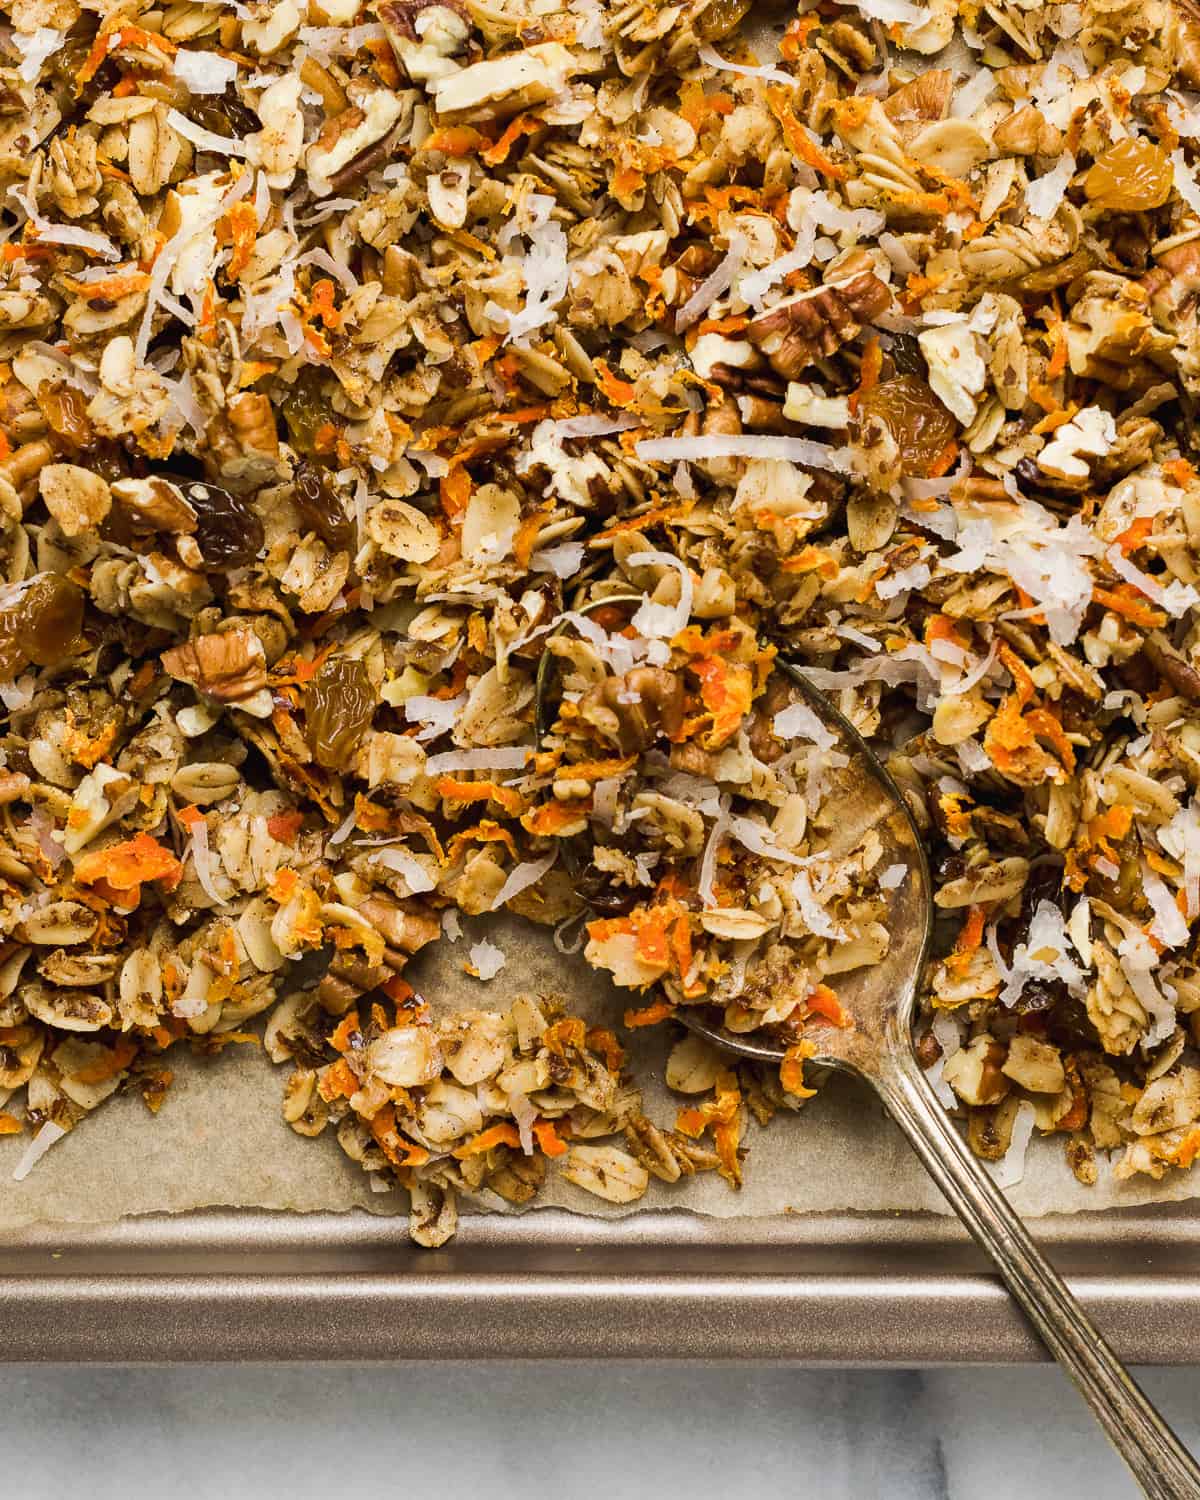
1172,149,1200,216
166,108,248,156
636,434,855,472
294,198,361,227
773,701,838,750
326,804,360,848
424,747,529,774
546,414,639,440
7,185,119,262
12,1120,68,1182
531,541,586,579
468,938,506,980
508,1088,538,1155
698,793,732,907
626,550,695,641
1160,804,1200,920
174,49,239,94
373,846,438,894
675,231,745,332
1144,866,1189,948
1024,151,1075,220
1118,933,1178,1047
984,1100,1037,1189
851,0,932,25
405,692,466,741
945,503,1100,646
1106,543,1200,616
792,869,844,939
13,27,64,82
739,246,813,307
698,43,798,87
951,67,997,118
297,22,387,53
489,849,558,910
491,194,569,346
728,814,809,868
186,815,232,907
442,908,463,941
999,900,1087,1007
297,246,359,294
926,1008,963,1108
135,168,254,362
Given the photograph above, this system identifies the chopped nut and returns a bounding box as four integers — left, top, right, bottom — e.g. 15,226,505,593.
161,628,268,703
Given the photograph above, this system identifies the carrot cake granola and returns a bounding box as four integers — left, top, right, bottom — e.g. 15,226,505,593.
1,0,1199,1243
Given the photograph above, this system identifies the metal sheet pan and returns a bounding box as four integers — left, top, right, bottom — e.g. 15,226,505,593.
5,1202,1200,1363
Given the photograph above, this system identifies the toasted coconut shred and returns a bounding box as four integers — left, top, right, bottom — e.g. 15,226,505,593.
5,0,1200,1245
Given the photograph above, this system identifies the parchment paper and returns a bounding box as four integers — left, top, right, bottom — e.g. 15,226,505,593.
3,913,1197,1234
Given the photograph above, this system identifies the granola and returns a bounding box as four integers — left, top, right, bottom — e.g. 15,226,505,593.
4,0,1200,1241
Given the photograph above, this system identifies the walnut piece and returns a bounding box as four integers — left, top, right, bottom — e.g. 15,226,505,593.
577,668,686,754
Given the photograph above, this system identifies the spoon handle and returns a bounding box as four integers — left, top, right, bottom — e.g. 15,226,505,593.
873,1048,1200,1498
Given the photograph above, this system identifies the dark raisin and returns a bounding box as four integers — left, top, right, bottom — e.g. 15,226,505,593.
178,479,264,570
293,460,353,549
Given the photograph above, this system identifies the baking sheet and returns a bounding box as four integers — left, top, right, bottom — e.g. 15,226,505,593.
3,912,1196,1232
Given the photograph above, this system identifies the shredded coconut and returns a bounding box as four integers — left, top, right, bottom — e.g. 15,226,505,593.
467,938,506,980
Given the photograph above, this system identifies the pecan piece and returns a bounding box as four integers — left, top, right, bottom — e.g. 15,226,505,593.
747,261,891,380
161,628,268,703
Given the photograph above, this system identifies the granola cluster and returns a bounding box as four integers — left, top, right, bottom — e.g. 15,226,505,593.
4,0,1200,1241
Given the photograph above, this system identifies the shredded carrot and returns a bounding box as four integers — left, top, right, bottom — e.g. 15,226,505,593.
679,80,734,130
481,112,542,165
849,336,882,415
0,1113,23,1134
1091,584,1167,629
439,465,472,519
594,359,638,408
806,984,852,1028
521,799,591,835
71,1038,138,1085
370,1104,430,1167
453,1122,522,1158
220,200,259,281
675,1068,744,1184
544,1018,586,1055
266,809,305,845
318,1057,359,1102
329,1012,360,1054
422,125,488,156
1045,321,1069,380
532,1119,568,1157
765,86,846,180
436,776,528,818
780,1040,819,1099
586,1026,625,1072
73,832,183,894
623,999,675,1028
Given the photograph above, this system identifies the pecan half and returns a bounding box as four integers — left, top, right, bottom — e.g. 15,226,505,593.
747,263,891,380
161,628,268,703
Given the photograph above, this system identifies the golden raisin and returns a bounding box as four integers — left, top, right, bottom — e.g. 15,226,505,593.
0,572,83,680
695,0,753,40
1083,138,1172,212
855,376,957,478
304,657,375,769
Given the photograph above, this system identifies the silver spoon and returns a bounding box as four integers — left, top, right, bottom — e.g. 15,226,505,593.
539,634,1200,1496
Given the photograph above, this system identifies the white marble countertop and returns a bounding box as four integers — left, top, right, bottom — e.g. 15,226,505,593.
5,1363,1192,1497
